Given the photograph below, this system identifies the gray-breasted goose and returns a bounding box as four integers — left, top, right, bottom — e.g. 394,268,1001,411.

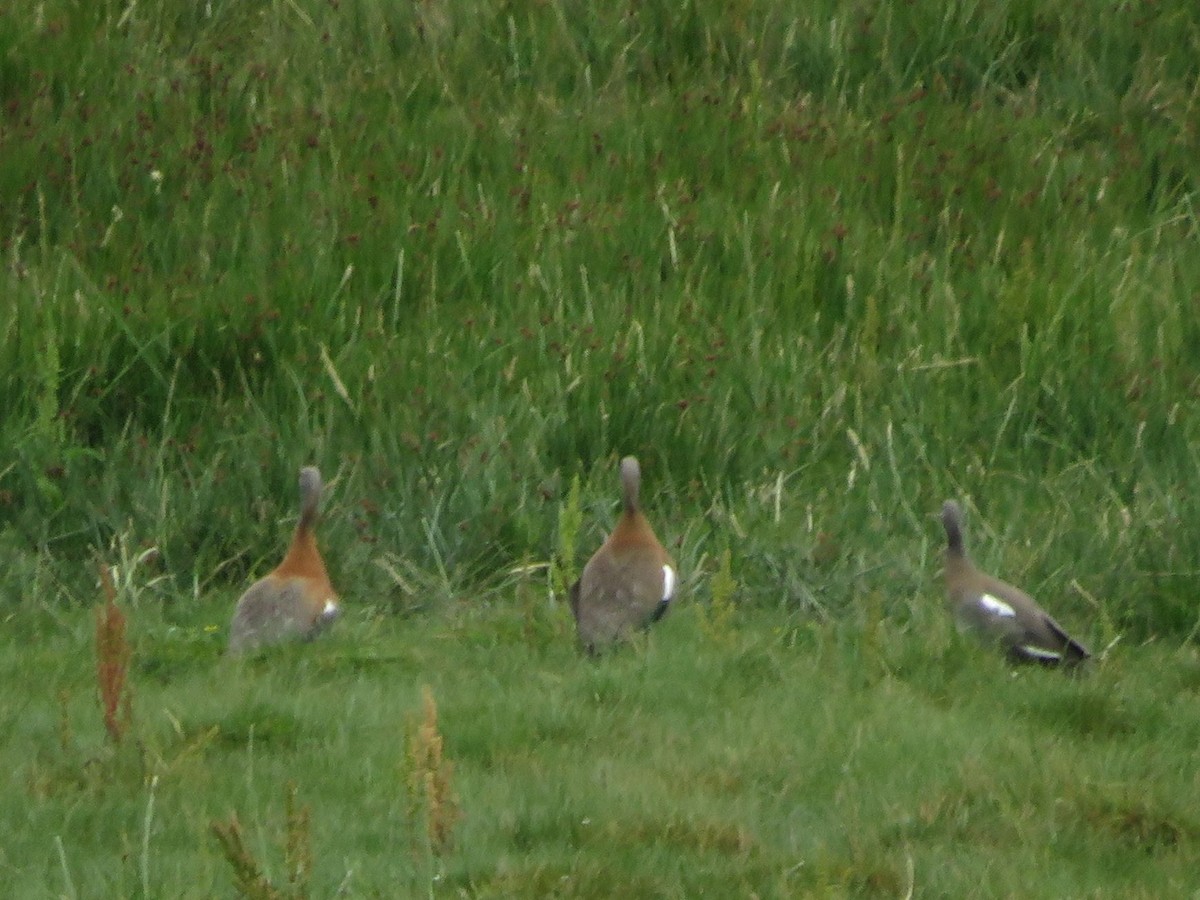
229,467,340,654
941,500,1089,667
569,456,677,653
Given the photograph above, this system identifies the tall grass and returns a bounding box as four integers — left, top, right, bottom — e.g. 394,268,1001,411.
3,0,1198,636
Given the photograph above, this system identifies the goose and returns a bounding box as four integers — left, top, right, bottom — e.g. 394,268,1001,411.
941,500,1089,667
229,466,340,653
569,456,676,653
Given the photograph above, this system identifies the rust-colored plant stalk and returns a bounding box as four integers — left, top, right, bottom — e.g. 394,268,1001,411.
283,781,313,897
210,814,284,900
95,563,133,745
57,687,73,754
405,685,461,859
211,782,312,900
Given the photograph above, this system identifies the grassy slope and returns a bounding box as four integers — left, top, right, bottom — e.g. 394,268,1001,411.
2,0,1200,894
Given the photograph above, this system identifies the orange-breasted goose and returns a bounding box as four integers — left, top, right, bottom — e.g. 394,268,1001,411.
569,456,676,653
229,466,340,653
941,500,1089,667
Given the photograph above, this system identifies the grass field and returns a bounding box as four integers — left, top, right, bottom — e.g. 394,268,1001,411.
3,0,1200,895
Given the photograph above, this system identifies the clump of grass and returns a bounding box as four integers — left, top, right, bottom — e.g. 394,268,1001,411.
514,563,563,649
1071,788,1198,854
104,532,167,610
404,685,461,873
859,589,888,682
550,472,582,603
95,563,133,746
699,548,737,643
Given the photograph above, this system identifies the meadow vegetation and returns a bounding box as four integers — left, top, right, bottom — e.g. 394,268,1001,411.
2,0,1200,895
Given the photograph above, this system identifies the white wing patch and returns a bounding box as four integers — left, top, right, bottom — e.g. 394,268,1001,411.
661,564,676,602
979,593,1016,619
1019,645,1062,662
322,599,340,617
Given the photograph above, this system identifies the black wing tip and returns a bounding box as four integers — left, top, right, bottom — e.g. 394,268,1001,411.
1009,640,1092,669
1044,616,1093,666
1063,642,1092,669
647,597,671,624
